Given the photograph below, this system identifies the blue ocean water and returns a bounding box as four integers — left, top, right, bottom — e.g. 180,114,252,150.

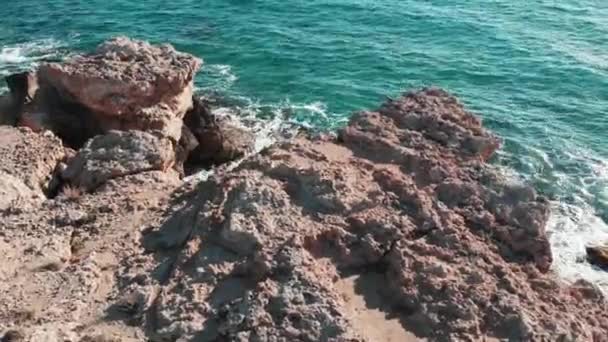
1,0,607,286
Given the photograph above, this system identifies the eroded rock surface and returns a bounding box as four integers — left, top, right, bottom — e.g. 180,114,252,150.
61,130,175,192
36,37,201,142
4,37,253,191
1,88,607,342
0,126,71,196
129,89,606,341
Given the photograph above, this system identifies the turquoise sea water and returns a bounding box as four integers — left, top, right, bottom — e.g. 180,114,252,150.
1,0,607,286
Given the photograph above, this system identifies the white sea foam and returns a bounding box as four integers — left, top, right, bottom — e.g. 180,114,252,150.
201,64,238,91
213,64,238,83
548,201,608,290
550,40,608,74
0,38,67,93
485,154,608,291
289,101,328,118
184,96,330,184
0,39,65,68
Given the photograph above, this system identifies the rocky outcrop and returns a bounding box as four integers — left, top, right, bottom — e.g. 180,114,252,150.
129,89,605,341
2,37,200,149
1,38,607,341
35,37,201,143
181,97,255,173
587,245,608,270
3,37,253,191
0,126,71,197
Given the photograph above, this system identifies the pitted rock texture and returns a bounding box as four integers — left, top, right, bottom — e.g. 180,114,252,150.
0,172,44,210
0,170,181,342
1,89,607,342
132,89,605,341
12,37,201,144
37,37,201,139
4,38,252,189
62,130,175,192
0,126,71,196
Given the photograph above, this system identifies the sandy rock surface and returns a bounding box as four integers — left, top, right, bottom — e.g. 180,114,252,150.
2,88,606,342
0,126,71,197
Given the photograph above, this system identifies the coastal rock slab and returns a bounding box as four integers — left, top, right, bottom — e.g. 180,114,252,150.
62,130,175,191
36,37,202,142
1,87,607,341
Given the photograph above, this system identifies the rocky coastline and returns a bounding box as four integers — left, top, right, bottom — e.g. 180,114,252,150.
0,38,607,341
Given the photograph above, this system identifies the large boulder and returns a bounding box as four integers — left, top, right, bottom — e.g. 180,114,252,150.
181,97,254,171
61,130,175,192
18,37,201,145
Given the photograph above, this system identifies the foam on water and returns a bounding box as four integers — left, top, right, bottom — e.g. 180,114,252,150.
0,39,67,92
183,104,295,185
0,39,65,72
548,201,608,290
546,154,608,290
200,64,239,91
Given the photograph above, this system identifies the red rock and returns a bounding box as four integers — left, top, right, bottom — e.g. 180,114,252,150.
133,89,606,341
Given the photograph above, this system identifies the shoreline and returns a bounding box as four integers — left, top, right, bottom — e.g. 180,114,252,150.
0,37,607,341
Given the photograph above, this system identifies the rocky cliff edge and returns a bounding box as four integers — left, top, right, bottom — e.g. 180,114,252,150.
0,38,606,342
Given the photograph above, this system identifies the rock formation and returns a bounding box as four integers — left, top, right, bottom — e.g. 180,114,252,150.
61,130,175,192
587,245,608,270
3,37,253,191
0,39,607,342
33,37,201,144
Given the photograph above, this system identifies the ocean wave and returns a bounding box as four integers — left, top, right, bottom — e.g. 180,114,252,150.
198,64,239,91
491,145,608,291
0,39,66,68
548,200,608,291
0,38,68,92
550,40,608,74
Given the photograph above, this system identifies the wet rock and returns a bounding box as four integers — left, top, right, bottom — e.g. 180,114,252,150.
1,329,24,342
586,245,608,270
0,95,17,126
6,72,38,106
183,97,254,171
62,130,175,192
